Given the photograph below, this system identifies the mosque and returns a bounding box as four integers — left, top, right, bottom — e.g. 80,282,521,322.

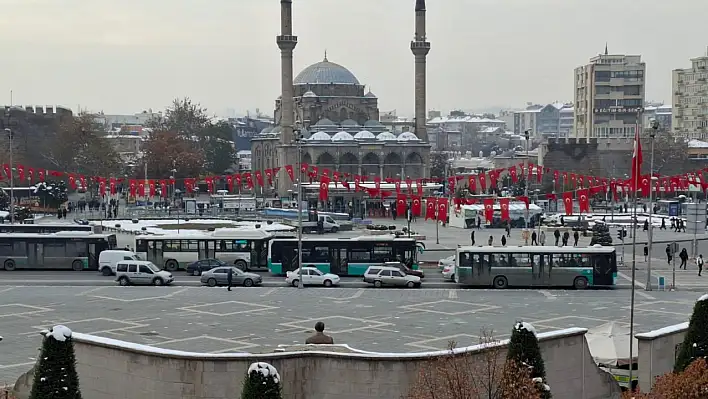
251,0,432,198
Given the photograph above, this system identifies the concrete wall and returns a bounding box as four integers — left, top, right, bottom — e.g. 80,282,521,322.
14,327,620,399
635,322,689,393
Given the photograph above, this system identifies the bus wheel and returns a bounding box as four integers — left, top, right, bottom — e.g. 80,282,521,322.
72,260,84,271
574,277,589,290
3,259,15,271
235,260,247,270
493,276,508,289
165,260,178,272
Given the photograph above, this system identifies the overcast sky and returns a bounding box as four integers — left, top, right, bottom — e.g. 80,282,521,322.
1,0,707,117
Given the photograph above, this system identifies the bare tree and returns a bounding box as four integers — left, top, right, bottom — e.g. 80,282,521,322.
406,331,541,399
641,130,690,176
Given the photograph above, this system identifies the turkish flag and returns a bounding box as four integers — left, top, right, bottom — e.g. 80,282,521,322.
553,170,559,187
254,170,263,187
516,195,529,209
479,173,487,192
300,163,308,175
562,172,568,186
562,191,574,215
160,180,168,198
129,180,137,197
80,176,87,190
468,175,476,193
397,194,407,216
184,179,193,194
578,188,590,213
411,196,422,216
483,198,494,222
2,164,9,180
437,198,448,221
38,169,45,182
499,198,510,221
285,165,294,181
639,175,651,197
354,175,361,192
406,178,413,192
265,169,273,185
205,177,213,194
17,164,24,181
631,128,643,189
149,180,156,197
109,177,117,195
235,174,242,188
395,180,401,193
374,177,381,190
245,173,254,189
416,179,423,196
425,198,436,220
27,167,34,183
98,178,106,197
577,175,584,188
489,170,499,189
138,181,145,197
319,176,330,200
509,166,518,183
68,174,77,190
536,165,543,183
226,175,234,192
546,193,557,201
570,173,577,188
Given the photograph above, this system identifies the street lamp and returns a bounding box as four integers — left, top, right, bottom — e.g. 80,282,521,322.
5,126,14,224
295,122,305,290
523,130,530,232
645,120,658,291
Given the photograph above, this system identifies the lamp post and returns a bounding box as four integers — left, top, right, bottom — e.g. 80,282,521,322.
295,123,305,289
645,120,658,291
5,126,14,224
524,130,530,231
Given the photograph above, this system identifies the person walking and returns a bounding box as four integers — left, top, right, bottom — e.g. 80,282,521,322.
660,218,666,230
540,230,546,246
554,229,561,246
501,235,507,247
227,267,234,291
488,235,493,246
562,231,570,247
698,254,704,277
643,245,648,262
531,231,538,245
643,220,649,231
681,219,687,233
573,230,580,247
506,223,511,237
477,216,482,229
470,230,475,246
666,244,673,265
679,248,689,270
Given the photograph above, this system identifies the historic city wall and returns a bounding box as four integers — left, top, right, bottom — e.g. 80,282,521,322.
15,327,620,399
635,322,689,393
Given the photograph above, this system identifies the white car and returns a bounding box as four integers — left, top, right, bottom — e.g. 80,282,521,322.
438,255,455,270
286,267,340,287
442,264,455,281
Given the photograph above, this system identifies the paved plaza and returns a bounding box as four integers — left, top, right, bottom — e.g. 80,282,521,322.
0,285,704,384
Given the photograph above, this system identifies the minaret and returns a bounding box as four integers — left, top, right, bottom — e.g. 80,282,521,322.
277,0,297,144
411,0,430,142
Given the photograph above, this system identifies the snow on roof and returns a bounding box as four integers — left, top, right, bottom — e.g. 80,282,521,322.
688,139,708,149
428,116,506,125
635,322,689,340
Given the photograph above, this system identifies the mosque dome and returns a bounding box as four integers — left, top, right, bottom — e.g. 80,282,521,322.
303,90,317,98
309,132,332,141
314,118,336,127
364,120,382,128
354,130,376,140
294,56,361,85
398,132,420,141
377,132,397,141
341,119,360,128
331,131,355,141
260,127,273,134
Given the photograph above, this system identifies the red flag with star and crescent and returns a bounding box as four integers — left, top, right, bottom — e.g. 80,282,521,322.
318,176,330,201
285,165,294,182
396,194,407,216
425,198,436,220
562,191,574,215
483,198,494,222
411,196,422,217
578,188,590,213
631,127,643,190
437,198,448,221
499,197,510,221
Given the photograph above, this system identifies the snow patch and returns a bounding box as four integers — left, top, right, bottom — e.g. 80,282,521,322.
698,294,708,302
532,377,542,383
515,321,537,336
635,322,689,340
247,362,280,384
47,325,72,342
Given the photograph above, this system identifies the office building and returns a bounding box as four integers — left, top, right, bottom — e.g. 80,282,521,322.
672,48,708,139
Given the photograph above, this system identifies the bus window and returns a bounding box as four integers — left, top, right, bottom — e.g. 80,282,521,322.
498,254,508,267
0,243,12,256
372,246,393,262
311,246,329,263
136,240,147,253
459,252,472,267
350,249,370,263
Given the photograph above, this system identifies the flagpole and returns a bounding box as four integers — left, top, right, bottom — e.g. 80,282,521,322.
628,117,641,391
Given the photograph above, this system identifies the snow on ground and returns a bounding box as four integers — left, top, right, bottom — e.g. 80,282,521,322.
91,219,294,235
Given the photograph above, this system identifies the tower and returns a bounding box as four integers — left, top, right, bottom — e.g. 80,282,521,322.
411,0,430,142
277,0,297,144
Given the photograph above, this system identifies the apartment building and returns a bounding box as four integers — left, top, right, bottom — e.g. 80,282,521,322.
672,48,708,139
574,52,645,139
513,103,573,139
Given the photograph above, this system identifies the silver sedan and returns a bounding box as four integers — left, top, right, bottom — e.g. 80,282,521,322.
200,267,263,287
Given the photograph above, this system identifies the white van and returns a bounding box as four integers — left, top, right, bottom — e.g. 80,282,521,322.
99,250,141,276
115,260,173,286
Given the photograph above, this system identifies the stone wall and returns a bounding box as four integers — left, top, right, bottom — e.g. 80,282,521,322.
635,322,688,393
16,327,621,399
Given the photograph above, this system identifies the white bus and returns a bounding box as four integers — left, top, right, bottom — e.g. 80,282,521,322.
135,229,275,271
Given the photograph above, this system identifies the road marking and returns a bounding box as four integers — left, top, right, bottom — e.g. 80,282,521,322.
0,287,15,294
322,288,364,301
617,271,647,289
75,287,105,296
0,361,35,369
538,290,556,299
260,288,278,297
447,289,458,299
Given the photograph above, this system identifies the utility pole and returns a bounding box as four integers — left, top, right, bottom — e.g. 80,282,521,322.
645,121,658,291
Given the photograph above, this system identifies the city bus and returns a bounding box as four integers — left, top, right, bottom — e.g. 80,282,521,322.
0,232,117,271
268,236,425,276
0,224,96,234
135,229,276,271
454,245,617,289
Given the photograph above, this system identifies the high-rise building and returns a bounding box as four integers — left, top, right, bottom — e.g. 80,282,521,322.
672,48,708,139
573,50,645,139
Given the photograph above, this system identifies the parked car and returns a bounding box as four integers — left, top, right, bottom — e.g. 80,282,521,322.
200,267,262,287
363,265,421,288
186,258,228,276
115,261,173,286
438,255,455,270
442,264,455,281
391,262,424,279
285,267,340,287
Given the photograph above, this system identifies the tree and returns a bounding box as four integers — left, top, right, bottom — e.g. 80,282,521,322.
506,322,552,399
674,294,708,372
589,222,613,246
148,98,210,137
140,131,205,179
200,121,235,174
29,325,82,399
41,114,121,178
431,152,449,180
641,130,690,176
32,180,68,209
407,331,542,399
623,358,708,399
241,362,282,399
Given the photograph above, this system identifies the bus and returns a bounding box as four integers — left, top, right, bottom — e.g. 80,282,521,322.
0,232,117,271
268,236,425,276
0,224,96,234
135,229,275,272
454,245,617,289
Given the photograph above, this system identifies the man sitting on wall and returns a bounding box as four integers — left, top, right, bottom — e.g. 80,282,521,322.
305,321,334,344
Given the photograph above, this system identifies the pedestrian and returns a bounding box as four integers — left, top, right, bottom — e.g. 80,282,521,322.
501,235,507,247
554,229,561,246
560,216,565,226
670,218,676,231
540,230,546,246
227,267,234,291
477,216,481,229
470,230,475,246
488,235,493,246
643,220,649,231
305,321,334,344
573,230,580,246
643,244,648,262
660,218,666,230
679,248,689,270
562,231,570,247
666,244,672,265
698,254,704,276
681,219,687,233
642,203,647,213
506,223,511,237
531,231,538,245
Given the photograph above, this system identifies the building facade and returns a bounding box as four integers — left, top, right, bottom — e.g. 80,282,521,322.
672,49,708,139
643,103,672,131
574,52,645,139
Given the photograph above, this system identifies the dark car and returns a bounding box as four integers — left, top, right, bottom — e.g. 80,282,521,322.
186,258,228,276
385,261,425,279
